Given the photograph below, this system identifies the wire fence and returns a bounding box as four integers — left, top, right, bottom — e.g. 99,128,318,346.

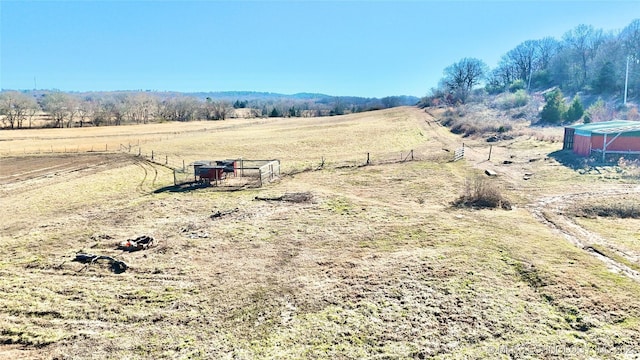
119,143,187,171
118,143,472,188
170,159,281,188
3,140,470,190
2,143,115,155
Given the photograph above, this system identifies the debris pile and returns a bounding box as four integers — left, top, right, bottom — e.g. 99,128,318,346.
210,208,239,220
254,192,313,203
73,253,128,273
118,235,156,252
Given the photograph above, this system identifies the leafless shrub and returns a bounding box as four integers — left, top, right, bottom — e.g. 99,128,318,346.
514,128,563,143
453,175,512,210
443,116,514,138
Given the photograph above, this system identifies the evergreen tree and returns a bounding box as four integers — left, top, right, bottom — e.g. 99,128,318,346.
564,95,584,122
540,89,566,124
593,61,617,93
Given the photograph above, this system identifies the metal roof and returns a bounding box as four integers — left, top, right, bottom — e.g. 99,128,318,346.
568,120,640,135
593,124,640,134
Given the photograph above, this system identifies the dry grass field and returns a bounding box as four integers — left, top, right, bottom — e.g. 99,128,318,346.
1,107,640,359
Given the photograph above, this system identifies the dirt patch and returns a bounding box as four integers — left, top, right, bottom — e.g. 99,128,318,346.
0,153,129,182
0,153,135,196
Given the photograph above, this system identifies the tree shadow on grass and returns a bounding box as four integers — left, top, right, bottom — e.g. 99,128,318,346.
548,149,594,171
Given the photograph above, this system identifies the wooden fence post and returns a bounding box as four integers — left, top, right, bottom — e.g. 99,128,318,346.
151,150,154,160
488,145,493,161
366,152,370,165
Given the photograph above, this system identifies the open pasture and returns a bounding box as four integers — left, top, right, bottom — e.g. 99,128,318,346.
1,107,640,359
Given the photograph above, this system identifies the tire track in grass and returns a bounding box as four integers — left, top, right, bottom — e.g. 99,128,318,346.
528,185,640,282
133,159,149,193
133,158,160,193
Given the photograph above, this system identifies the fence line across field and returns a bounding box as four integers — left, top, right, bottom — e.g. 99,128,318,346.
125,145,469,180
3,143,470,188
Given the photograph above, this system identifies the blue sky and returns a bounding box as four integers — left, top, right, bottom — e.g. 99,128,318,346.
1,1,639,97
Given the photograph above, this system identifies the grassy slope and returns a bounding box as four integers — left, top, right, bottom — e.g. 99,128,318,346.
1,107,639,359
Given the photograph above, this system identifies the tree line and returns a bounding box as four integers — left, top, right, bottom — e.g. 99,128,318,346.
0,90,418,129
422,19,640,114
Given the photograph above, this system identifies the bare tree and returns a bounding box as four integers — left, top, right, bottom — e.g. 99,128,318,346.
562,24,605,89
535,37,560,71
26,104,39,128
90,99,109,126
620,19,640,98
201,97,216,120
42,92,75,128
621,19,640,56
0,91,39,129
504,40,538,86
441,57,488,102
101,97,126,126
77,97,94,127
64,96,79,128
158,96,199,122
127,93,155,124
212,100,231,120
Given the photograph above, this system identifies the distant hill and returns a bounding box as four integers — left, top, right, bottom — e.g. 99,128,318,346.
186,91,333,101
14,89,419,107
186,91,419,106
0,89,420,129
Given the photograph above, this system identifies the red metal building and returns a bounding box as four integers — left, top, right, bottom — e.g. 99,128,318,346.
563,120,640,160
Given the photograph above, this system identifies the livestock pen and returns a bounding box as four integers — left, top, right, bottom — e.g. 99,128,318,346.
173,158,280,188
